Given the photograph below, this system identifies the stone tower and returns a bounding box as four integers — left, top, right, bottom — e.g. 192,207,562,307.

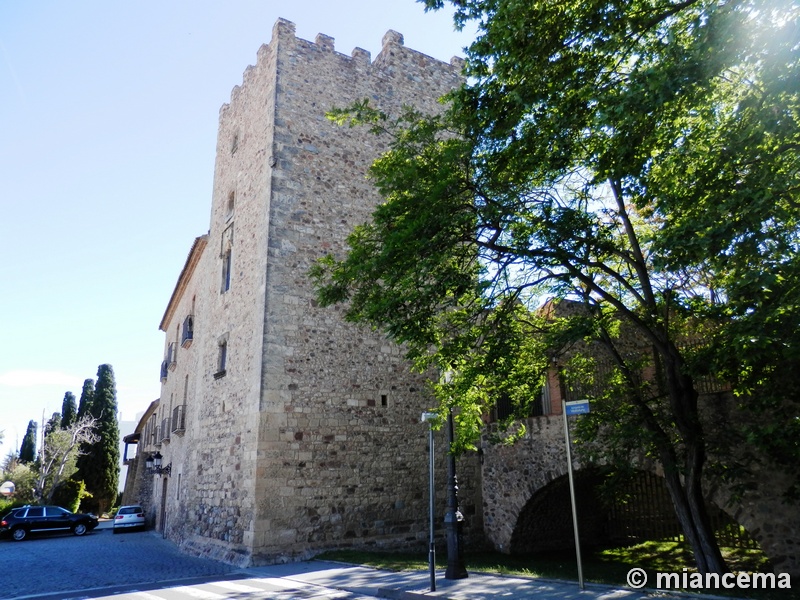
141,19,480,566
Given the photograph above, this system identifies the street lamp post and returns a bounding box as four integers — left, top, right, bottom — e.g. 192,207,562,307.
421,412,438,592
444,407,468,580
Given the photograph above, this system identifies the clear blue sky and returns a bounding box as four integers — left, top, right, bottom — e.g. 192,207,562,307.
0,0,476,454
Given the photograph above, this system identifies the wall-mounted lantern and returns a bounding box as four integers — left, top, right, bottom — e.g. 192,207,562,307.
145,451,171,477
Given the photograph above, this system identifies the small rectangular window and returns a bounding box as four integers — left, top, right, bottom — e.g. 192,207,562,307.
214,340,227,379
220,225,233,293
221,249,232,292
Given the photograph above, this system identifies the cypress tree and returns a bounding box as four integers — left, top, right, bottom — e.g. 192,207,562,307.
77,365,119,514
61,392,77,429
45,412,61,436
19,420,37,463
76,379,94,419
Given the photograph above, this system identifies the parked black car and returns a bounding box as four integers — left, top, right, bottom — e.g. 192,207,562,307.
0,505,98,541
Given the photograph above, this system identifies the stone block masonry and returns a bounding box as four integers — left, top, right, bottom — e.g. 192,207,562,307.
144,19,479,567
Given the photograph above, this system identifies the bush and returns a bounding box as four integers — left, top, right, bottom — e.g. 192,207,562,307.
0,497,25,515
5,464,36,504
52,479,90,513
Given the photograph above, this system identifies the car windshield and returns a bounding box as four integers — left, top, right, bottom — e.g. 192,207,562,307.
119,507,142,515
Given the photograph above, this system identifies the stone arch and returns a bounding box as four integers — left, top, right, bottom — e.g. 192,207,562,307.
510,468,763,557
480,416,568,553
480,415,798,574
511,468,608,553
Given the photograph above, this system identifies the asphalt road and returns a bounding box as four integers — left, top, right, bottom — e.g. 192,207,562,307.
1,524,238,599
1,525,390,600
2,523,655,600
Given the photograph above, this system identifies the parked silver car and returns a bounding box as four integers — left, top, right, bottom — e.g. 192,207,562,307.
112,505,145,534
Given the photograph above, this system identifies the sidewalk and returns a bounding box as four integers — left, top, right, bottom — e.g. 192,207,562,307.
242,560,651,600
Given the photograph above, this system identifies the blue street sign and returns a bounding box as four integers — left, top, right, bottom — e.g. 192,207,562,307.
565,400,590,416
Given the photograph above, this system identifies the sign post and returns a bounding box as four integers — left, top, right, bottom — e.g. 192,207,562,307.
563,399,590,590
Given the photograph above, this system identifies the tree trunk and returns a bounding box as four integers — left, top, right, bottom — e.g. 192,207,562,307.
658,346,728,575
659,442,728,574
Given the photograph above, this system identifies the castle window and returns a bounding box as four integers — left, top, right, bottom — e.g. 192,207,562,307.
221,225,233,293
181,315,194,348
214,338,228,379
231,133,239,155
221,250,232,292
226,191,235,221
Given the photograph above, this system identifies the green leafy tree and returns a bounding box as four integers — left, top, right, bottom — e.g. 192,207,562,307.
34,415,98,505
18,420,37,464
5,462,36,504
2,450,19,474
77,379,94,419
76,365,119,514
45,412,61,437
61,392,78,429
313,0,799,575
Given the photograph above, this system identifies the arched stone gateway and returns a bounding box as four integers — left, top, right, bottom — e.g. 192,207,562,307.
480,415,799,575
510,469,759,555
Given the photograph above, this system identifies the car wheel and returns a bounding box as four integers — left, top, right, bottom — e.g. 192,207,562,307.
12,528,27,541
73,523,87,536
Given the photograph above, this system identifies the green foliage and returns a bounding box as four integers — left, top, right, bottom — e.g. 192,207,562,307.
314,0,799,574
77,378,94,420
4,463,36,504
61,391,77,429
45,412,61,436
76,365,119,514
18,420,37,464
52,478,89,513
35,415,98,504
2,450,19,473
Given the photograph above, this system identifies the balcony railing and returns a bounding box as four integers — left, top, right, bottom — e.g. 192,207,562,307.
181,315,194,348
172,405,186,436
160,417,171,444
167,342,177,371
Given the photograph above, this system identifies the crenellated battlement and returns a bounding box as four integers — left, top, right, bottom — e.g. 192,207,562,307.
220,17,464,116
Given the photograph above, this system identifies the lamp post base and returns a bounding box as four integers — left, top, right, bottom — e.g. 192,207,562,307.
444,511,468,580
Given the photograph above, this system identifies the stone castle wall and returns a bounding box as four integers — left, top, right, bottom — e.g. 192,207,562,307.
145,19,481,567
251,20,477,564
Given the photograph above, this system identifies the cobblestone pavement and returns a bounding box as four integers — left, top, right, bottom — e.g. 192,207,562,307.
1,525,237,599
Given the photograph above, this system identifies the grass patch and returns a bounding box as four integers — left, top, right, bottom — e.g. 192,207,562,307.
318,541,798,599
